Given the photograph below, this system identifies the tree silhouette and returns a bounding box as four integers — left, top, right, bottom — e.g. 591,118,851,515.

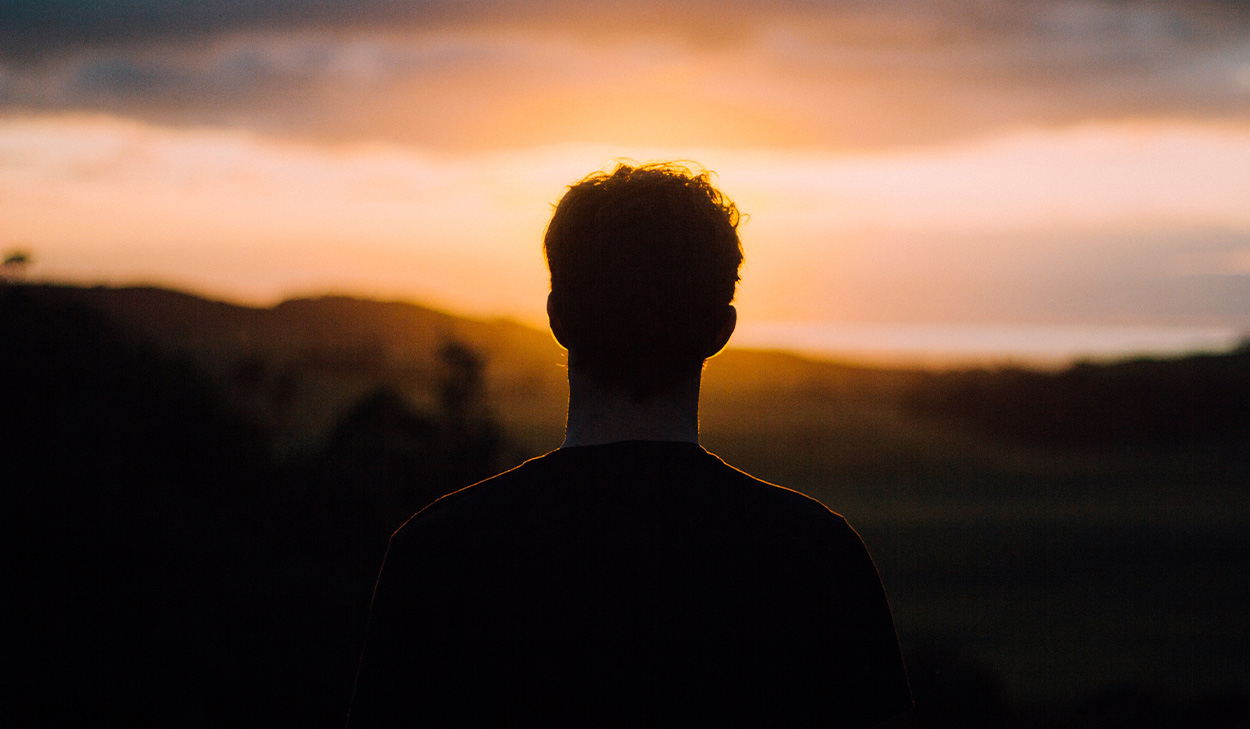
2,248,32,282
438,339,485,427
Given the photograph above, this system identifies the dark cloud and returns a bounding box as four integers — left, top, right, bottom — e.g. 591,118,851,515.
3,0,1250,150
2,0,749,59
5,0,1248,58
2,0,416,57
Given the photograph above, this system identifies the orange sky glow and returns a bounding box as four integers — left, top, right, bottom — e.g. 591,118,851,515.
4,3,1250,361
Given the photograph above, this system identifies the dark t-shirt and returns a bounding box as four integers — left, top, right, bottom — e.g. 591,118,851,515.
348,440,911,727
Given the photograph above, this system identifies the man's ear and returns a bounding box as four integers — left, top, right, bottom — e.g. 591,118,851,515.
547,292,570,349
705,305,737,358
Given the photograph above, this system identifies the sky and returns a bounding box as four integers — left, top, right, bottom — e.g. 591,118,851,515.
3,0,1250,361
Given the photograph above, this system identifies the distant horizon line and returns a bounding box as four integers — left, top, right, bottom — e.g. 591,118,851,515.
12,278,1247,369
732,320,1248,369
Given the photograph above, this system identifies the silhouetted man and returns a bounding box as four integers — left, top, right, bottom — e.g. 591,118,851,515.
348,163,912,727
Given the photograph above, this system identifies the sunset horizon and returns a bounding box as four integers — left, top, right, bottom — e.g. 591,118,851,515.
5,0,1250,362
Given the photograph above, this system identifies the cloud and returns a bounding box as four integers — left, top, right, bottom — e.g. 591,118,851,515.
3,1,1250,150
7,0,1249,61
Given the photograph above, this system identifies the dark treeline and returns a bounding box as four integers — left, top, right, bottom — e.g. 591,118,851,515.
906,347,1250,451
5,286,505,727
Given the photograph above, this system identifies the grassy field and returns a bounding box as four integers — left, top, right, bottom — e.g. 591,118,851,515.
699,349,1250,707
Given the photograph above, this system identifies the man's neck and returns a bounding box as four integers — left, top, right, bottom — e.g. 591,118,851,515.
561,367,702,448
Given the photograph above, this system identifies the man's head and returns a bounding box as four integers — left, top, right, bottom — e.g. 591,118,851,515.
544,162,743,399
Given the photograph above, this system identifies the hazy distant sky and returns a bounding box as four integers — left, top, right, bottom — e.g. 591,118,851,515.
3,0,1250,355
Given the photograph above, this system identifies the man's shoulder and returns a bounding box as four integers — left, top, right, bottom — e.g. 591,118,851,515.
391,441,852,546
388,450,552,541
693,447,854,532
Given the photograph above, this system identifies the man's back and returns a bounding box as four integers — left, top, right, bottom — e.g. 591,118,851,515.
349,440,911,727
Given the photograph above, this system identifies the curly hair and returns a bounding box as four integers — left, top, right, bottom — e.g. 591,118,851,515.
544,161,743,398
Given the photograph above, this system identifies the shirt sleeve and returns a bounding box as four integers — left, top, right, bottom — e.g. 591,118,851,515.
834,518,913,726
346,523,463,729
764,512,913,728
346,534,409,728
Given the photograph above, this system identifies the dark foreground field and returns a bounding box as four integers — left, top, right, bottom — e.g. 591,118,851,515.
5,283,1248,727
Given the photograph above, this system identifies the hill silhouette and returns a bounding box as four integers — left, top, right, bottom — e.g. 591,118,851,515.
31,283,1250,458
4,284,513,727
908,349,1250,449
